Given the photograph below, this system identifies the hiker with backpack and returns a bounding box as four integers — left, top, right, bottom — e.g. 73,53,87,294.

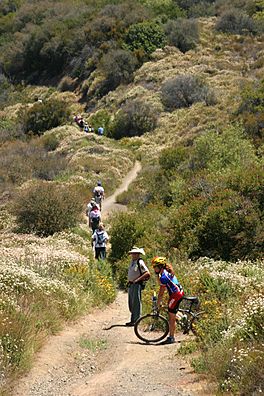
91,223,109,260
93,181,105,210
126,247,150,326
89,203,101,232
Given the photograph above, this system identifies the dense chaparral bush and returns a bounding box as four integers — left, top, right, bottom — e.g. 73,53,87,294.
99,49,139,93
13,182,83,236
109,99,158,139
165,18,200,52
124,20,166,57
161,74,216,110
215,8,258,35
235,79,264,146
18,98,71,135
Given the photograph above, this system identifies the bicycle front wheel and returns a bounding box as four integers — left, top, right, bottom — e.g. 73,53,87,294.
134,314,169,343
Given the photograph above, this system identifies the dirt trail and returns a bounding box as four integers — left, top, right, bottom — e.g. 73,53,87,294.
13,161,215,396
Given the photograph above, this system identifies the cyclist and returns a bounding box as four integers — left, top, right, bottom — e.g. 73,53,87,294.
151,256,184,344
93,181,105,210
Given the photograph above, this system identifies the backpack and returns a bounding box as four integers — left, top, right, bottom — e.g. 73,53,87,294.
90,210,100,224
94,189,101,197
96,231,106,245
137,258,149,290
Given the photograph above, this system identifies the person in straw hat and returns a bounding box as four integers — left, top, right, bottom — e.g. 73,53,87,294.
126,247,150,326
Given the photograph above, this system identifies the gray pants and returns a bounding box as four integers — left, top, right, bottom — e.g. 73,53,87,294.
128,283,142,323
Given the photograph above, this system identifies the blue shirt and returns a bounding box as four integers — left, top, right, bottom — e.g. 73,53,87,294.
98,127,104,135
159,269,181,295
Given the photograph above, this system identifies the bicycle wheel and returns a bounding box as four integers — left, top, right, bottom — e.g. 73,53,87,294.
134,314,169,343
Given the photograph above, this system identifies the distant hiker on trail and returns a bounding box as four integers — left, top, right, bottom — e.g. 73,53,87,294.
126,247,150,326
86,198,96,223
91,223,109,260
89,203,101,232
84,122,89,133
98,126,104,136
73,115,84,129
93,181,105,210
151,256,184,344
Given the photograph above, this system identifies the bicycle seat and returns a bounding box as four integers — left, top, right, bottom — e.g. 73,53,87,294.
183,296,199,303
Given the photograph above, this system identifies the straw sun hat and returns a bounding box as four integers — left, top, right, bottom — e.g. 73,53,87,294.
128,247,145,255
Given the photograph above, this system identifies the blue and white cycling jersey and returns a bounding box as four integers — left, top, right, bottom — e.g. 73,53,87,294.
159,269,181,295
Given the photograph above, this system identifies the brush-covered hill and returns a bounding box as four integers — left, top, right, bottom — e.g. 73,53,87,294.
0,0,264,394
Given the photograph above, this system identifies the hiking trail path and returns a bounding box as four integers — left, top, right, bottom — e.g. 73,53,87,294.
13,161,215,396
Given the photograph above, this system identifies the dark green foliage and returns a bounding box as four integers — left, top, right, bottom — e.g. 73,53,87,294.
14,182,83,236
109,212,145,262
165,18,199,52
109,99,158,139
168,189,262,260
215,9,258,35
161,74,216,110
19,98,70,135
87,110,111,133
124,21,166,57
159,146,188,175
99,49,138,92
143,0,185,20
235,80,264,146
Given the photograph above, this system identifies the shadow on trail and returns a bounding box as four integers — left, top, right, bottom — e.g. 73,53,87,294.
103,324,128,330
128,340,182,346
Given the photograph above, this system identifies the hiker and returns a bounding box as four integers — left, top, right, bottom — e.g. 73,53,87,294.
151,256,184,344
91,223,109,260
74,115,84,129
98,126,104,136
89,203,101,232
84,122,89,133
126,247,150,326
86,198,96,224
93,181,105,210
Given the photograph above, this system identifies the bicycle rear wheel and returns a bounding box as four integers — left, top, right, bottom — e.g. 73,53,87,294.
134,314,169,343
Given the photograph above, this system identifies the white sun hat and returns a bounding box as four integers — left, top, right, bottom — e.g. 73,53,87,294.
128,247,145,255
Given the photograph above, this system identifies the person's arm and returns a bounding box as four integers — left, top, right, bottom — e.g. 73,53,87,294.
133,260,150,283
157,285,166,307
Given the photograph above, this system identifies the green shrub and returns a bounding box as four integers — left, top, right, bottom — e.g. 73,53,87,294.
168,189,262,260
19,98,70,135
215,9,258,35
87,109,111,134
109,212,145,262
192,125,258,172
14,182,83,236
159,146,188,174
99,49,138,92
235,80,264,146
39,133,60,151
165,18,199,52
109,99,158,139
124,21,166,57
161,74,216,110
140,0,185,20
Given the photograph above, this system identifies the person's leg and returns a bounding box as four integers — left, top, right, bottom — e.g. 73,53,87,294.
130,284,142,323
100,247,106,260
95,247,100,259
168,312,176,338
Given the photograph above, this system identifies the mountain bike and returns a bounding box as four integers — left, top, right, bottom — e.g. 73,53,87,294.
134,292,203,343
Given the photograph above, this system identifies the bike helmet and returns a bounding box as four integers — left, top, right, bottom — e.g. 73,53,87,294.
151,256,167,268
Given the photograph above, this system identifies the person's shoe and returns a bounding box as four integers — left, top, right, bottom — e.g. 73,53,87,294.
125,321,135,326
165,336,175,344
